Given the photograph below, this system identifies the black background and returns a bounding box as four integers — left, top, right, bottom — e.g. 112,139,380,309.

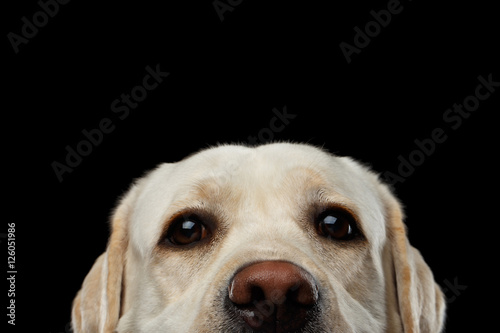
4,0,499,332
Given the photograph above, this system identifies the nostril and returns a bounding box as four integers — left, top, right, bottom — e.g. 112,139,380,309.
250,286,267,303
228,261,319,331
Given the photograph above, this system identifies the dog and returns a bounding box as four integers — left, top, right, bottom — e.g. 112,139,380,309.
71,142,446,332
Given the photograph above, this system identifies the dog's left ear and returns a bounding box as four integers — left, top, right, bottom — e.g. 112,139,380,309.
72,184,139,333
384,192,446,333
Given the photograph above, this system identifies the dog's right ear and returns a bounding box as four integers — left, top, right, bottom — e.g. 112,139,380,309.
71,183,141,333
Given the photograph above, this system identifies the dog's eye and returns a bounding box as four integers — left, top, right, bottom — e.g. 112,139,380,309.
167,216,209,246
316,210,358,241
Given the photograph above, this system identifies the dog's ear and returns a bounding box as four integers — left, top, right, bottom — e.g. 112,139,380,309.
385,194,446,333
72,184,139,333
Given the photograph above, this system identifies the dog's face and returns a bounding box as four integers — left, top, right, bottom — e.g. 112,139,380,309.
72,143,445,333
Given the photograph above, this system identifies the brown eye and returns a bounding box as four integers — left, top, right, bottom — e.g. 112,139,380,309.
316,210,358,241
167,215,209,246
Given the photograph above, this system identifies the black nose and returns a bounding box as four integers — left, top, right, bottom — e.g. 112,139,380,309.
228,261,319,332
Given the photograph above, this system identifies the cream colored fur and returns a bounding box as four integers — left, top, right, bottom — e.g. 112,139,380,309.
72,143,445,332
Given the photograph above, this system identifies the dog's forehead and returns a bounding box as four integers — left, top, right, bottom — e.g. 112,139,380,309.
176,143,358,186
176,143,383,206
130,143,386,254
144,143,375,205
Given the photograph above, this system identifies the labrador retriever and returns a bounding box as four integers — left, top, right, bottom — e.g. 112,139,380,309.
71,142,446,332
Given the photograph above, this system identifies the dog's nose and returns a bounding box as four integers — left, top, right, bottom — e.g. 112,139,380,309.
228,261,319,332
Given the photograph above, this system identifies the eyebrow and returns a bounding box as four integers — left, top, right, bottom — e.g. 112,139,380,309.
305,186,361,218
156,203,222,246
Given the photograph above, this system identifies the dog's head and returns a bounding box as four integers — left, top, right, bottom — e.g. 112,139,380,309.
72,143,445,332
